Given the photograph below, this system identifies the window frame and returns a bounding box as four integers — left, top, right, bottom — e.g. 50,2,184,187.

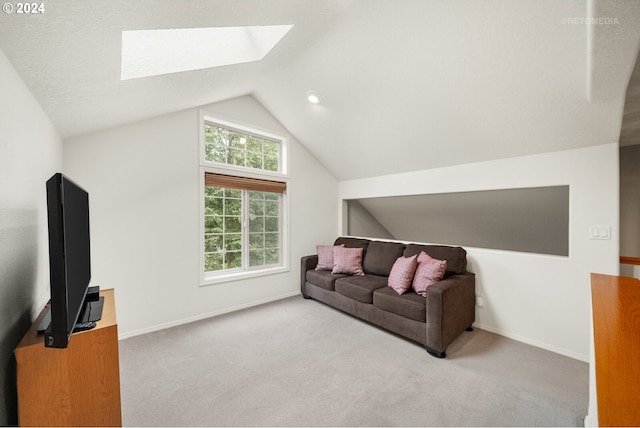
199,112,290,286
200,113,288,177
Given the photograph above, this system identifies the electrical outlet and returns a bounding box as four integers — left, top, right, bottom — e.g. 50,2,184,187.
475,296,484,308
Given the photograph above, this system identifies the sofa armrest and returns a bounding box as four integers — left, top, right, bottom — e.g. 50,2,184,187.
425,272,476,355
300,255,318,292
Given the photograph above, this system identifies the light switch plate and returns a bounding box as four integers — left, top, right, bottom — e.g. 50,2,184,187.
589,225,611,240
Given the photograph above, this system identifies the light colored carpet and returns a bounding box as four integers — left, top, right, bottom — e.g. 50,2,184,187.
119,296,589,427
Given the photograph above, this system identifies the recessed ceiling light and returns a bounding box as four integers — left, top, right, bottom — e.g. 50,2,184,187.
121,24,294,80
307,90,322,104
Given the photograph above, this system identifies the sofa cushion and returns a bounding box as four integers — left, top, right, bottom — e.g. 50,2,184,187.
404,244,467,276
373,287,426,322
412,252,447,297
363,240,406,276
335,274,388,303
331,246,364,275
306,270,348,291
334,237,370,257
387,254,418,295
315,244,344,271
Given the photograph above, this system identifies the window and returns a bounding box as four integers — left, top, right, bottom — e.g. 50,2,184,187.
121,25,294,80
200,115,288,284
203,173,284,272
204,123,281,172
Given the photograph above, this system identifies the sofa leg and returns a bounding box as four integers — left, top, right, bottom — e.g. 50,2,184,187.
302,294,312,300
466,326,474,332
426,346,446,358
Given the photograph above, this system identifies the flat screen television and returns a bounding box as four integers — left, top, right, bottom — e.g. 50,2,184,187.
43,173,92,348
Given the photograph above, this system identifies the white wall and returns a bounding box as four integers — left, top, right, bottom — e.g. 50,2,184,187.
63,95,338,337
0,48,62,425
339,143,619,361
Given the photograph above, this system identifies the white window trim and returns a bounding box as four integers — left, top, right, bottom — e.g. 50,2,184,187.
199,111,290,286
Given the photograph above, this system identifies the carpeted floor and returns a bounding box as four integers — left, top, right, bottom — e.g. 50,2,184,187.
119,296,589,427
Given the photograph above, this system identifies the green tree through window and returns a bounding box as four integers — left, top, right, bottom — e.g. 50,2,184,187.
248,191,280,267
204,185,282,273
204,124,279,172
204,186,242,271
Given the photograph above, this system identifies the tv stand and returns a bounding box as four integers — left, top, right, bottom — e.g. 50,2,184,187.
14,289,122,426
78,295,104,323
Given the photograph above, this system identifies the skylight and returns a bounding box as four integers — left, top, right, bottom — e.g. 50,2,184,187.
121,25,294,80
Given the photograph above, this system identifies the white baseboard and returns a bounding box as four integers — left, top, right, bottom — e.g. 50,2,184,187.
118,290,301,341
583,413,598,427
474,322,590,363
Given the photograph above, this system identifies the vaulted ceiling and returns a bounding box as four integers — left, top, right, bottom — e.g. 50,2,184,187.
1,0,639,180
620,53,640,146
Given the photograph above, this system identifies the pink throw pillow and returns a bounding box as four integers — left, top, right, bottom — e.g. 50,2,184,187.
412,251,447,297
388,254,418,295
331,246,364,275
315,244,344,271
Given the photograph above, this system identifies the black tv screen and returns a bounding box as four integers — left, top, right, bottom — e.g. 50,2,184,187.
45,173,91,348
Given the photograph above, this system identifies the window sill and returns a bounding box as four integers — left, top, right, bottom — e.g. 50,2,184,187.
200,265,290,287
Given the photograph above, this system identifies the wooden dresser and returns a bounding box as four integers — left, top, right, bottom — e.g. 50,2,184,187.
591,274,640,427
14,288,122,426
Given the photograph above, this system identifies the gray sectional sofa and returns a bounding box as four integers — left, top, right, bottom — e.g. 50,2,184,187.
300,237,476,357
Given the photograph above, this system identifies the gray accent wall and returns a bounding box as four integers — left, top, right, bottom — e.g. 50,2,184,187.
347,186,570,256
620,145,640,258
347,200,395,240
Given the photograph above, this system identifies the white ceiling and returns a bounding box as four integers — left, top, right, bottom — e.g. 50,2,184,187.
1,0,639,180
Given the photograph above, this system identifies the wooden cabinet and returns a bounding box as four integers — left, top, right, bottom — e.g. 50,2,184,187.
15,289,122,427
591,274,640,427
